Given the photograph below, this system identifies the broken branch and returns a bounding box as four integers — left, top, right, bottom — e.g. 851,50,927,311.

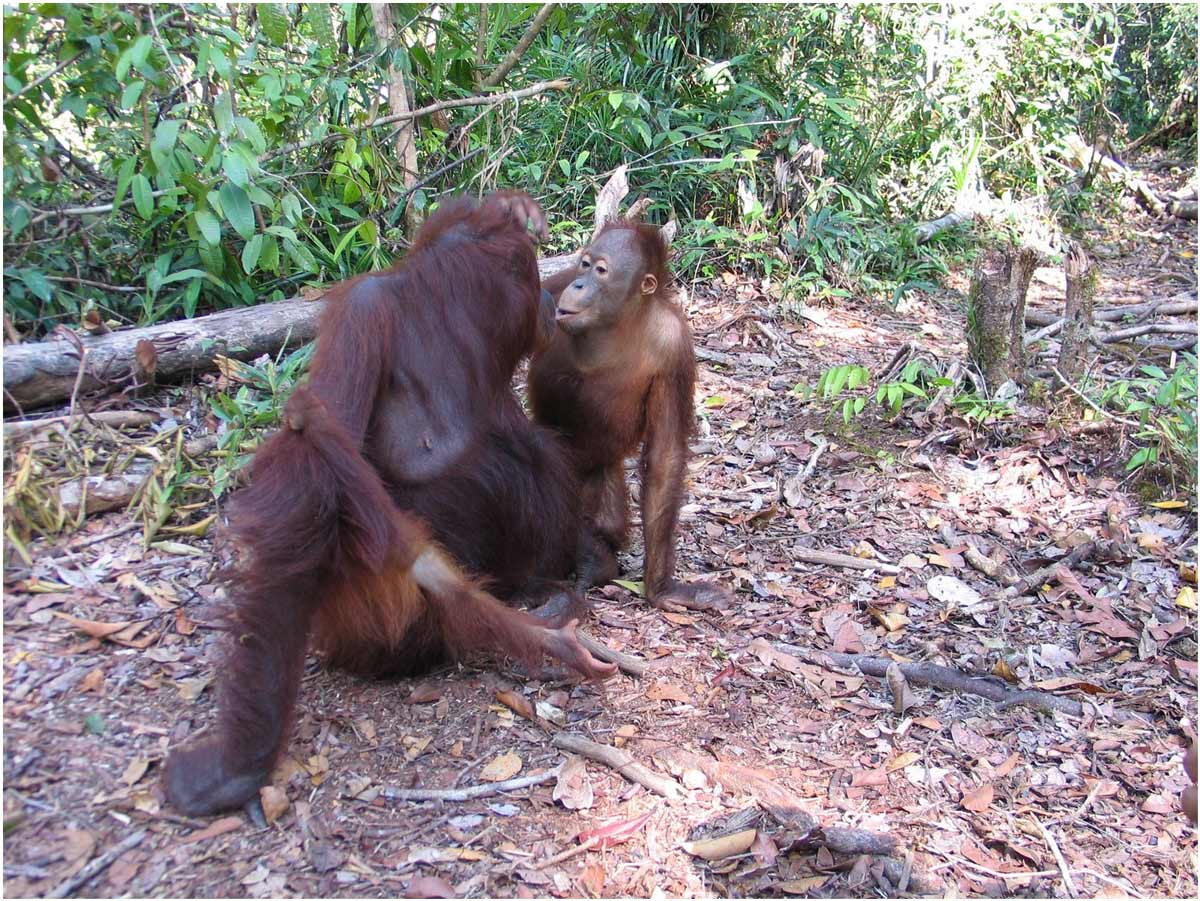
4,410,157,440
550,733,681,799
381,769,556,802
774,643,1086,716
792,547,901,575
576,630,648,677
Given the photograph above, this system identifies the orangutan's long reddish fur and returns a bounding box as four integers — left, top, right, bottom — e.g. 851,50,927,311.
163,194,612,817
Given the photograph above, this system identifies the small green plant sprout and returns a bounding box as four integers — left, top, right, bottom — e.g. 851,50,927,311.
207,341,315,497
951,390,1018,423
815,359,945,424
816,364,871,423
875,358,937,416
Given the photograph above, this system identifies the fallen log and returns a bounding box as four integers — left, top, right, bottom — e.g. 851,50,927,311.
773,642,1088,717
914,209,974,244
3,254,579,412
1061,134,1172,217
1025,292,1196,327
3,298,320,413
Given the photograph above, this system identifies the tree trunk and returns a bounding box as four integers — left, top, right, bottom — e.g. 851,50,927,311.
967,247,1039,392
1057,242,1098,380
1005,246,1038,380
371,4,420,234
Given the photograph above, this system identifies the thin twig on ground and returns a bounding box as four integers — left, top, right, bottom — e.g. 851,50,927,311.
940,523,1018,586
695,306,759,337
878,341,917,381
1002,540,1099,599
1051,368,1141,427
792,546,900,575
796,437,829,484
550,733,681,799
1035,816,1079,899
532,834,603,869
43,522,142,559
381,769,557,802
46,830,146,899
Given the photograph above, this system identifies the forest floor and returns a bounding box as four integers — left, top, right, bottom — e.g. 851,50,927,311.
4,166,1198,899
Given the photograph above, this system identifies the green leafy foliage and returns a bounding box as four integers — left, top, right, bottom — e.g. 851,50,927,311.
206,343,315,499
1,3,1190,342
811,358,1016,426
2,4,405,332
1102,354,1198,479
816,364,872,424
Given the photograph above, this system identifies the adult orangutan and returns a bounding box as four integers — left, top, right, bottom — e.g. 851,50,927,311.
529,220,733,611
164,192,614,817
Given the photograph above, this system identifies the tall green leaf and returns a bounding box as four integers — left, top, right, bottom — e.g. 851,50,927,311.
259,5,290,45
222,151,249,188
214,91,234,137
131,174,154,219
112,158,136,212
194,209,221,245
151,120,182,173
120,80,145,109
241,234,264,274
305,4,334,49
218,183,256,240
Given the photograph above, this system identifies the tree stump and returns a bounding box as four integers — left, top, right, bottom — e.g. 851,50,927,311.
1057,242,1098,380
967,246,1039,391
